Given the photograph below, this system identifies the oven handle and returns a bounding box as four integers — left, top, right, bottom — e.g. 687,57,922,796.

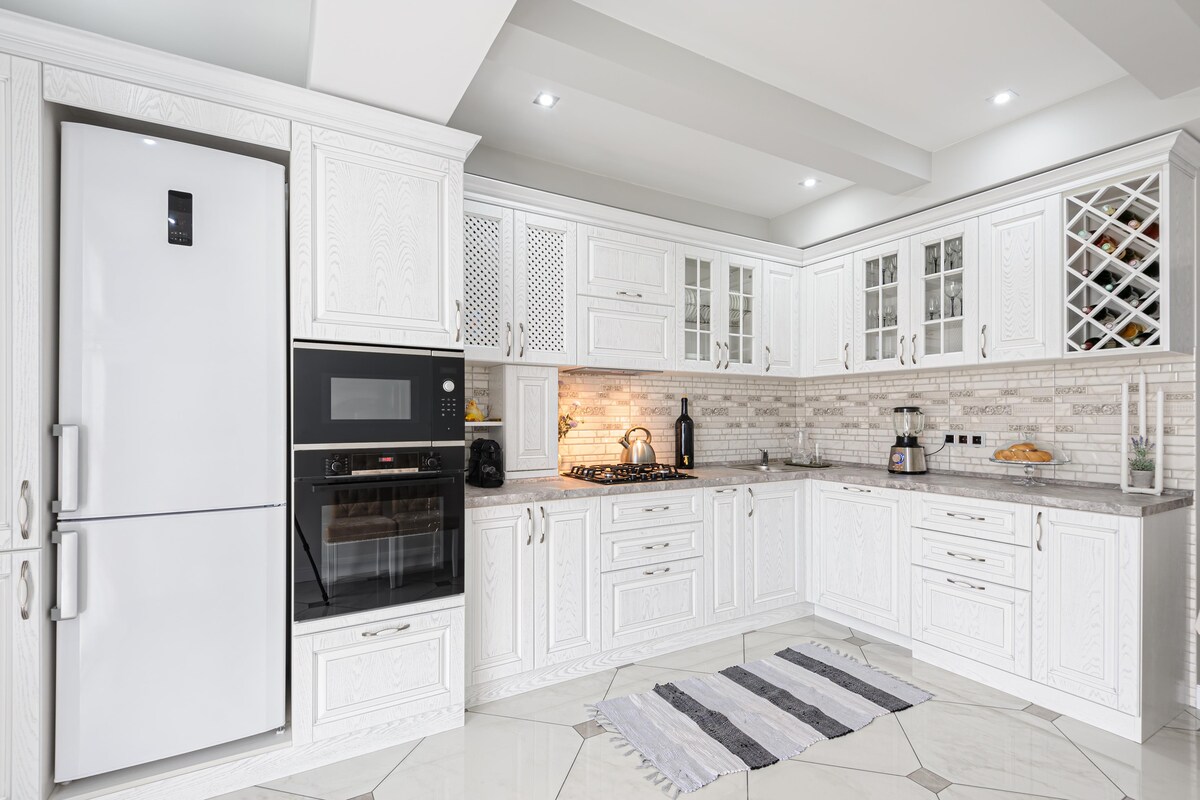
303,475,460,492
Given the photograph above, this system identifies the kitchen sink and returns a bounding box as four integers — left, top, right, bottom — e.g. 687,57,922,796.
731,464,804,473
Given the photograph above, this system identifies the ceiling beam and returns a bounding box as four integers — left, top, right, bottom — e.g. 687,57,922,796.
1043,0,1200,98
493,0,931,193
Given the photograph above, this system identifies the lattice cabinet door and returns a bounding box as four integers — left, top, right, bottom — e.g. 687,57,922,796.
907,219,978,369
463,200,514,363
514,211,577,366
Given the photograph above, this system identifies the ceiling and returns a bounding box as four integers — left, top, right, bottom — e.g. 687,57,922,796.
3,0,1200,241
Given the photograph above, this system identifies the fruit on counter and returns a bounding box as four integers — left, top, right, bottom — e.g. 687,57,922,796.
464,400,485,422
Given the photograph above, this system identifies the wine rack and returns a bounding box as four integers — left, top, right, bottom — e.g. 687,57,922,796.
1064,172,1163,353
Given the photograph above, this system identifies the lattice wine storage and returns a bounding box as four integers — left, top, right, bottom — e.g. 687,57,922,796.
464,211,503,350
1064,173,1163,353
526,224,566,353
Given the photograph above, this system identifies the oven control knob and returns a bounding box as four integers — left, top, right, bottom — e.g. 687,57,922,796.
328,457,347,475
422,454,442,471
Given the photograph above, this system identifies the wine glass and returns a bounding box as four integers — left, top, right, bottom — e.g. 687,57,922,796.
928,298,940,320
945,280,963,317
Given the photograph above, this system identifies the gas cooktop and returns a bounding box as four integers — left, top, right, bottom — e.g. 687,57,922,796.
562,463,697,484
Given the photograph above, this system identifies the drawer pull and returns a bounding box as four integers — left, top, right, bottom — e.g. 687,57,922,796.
18,479,31,540
842,486,871,493
643,506,671,513
946,578,985,591
616,290,644,299
714,488,738,494
642,542,671,550
643,567,671,576
362,624,411,638
540,506,547,544
946,551,986,563
945,511,986,522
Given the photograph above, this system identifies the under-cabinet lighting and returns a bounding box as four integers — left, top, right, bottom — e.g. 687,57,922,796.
533,92,560,108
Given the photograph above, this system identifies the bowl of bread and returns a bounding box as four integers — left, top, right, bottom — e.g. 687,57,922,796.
990,442,1068,485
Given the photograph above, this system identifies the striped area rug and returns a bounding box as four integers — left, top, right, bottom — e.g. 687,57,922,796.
592,642,932,794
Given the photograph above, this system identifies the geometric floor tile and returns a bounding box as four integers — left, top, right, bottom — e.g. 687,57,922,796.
604,664,710,700
573,719,606,739
558,735,747,800
1054,715,1200,800
792,713,920,776
938,786,1067,800
210,789,313,800
1166,709,1200,731
750,761,936,799
898,701,1125,800
906,767,951,793
862,643,1029,709
261,739,420,800
756,616,853,640
1022,704,1061,723
469,668,616,726
844,635,872,647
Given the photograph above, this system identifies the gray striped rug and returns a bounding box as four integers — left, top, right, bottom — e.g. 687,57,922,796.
592,642,932,794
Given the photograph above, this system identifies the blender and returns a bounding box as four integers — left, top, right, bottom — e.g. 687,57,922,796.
888,406,927,474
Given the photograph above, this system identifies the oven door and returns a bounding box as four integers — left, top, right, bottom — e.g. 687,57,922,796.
293,473,464,621
293,342,463,446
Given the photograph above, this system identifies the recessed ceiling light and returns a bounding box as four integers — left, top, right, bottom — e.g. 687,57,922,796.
533,91,559,108
142,137,157,145
801,177,820,188
988,90,1017,106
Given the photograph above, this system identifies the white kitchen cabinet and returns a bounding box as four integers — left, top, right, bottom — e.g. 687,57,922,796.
908,219,978,369
488,365,559,478
578,225,674,305
675,249,764,374
804,256,853,376
601,557,705,651
463,200,515,362
853,240,910,372
719,253,762,374
913,566,1030,677
977,197,1062,362
515,211,577,365
812,482,910,635
291,124,465,348
466,505,534,685
762,262,802,377
1,550,42,800
676,244,721,372
745,481,804,614
533,498,601,668
577,296,675,371
704,487,745,624
1031,508,1137,713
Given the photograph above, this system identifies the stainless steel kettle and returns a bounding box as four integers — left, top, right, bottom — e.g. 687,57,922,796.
617,426,657,464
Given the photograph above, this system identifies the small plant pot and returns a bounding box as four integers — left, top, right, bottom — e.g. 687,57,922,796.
1130,469,1155,488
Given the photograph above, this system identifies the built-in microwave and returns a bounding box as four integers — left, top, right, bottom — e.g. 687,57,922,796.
293,341,464,447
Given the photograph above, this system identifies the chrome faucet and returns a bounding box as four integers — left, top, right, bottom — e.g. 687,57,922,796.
759,449,769,466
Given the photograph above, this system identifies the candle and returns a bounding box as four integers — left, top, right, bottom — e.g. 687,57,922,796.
1138,372,1147,438
1121,381,1129,490
1155,388,1164,493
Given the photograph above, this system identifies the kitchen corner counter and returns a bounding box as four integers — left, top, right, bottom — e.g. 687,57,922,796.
465,464,1193,517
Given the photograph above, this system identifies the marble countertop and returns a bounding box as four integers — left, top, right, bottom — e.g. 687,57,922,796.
465,462,1192,517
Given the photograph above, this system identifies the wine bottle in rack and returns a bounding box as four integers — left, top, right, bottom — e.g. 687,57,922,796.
1118,321,1145,341
1142,261,1160,280
1081,336,1102,351
1117,285,1143,307
1130,332,1151,346
1096,308,1121,330
1095,234,1119,254
1139,299,1160,319
1118,210,1143,230
1143,221,1160,240
1091,270,1117,292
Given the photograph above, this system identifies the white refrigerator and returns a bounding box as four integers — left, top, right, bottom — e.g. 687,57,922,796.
53,123,287,782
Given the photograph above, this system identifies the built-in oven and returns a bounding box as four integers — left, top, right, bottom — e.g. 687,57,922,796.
293,341,464,447
292,446,464,622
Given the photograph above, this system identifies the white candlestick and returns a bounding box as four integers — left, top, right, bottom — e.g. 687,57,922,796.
1138,372,1147,438
1155,388,1164,494
1121,381,1129,491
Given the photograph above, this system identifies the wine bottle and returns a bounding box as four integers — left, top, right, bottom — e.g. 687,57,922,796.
1143,221,1160,241
1139,299,1160,319
1117,285,1143,307
1095,308,1121,329
1142,260,1160,280
1118,321,1145,341
1091,270,1117,292
674,396,694,469
1081,336,1102,351
1130,332,1151,346
1118,210,1143,230
1095,234,1119,254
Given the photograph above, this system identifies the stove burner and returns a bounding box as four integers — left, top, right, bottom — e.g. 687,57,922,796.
562,463,697,484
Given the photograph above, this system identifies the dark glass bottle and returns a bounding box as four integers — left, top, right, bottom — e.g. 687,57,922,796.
675,396,694,469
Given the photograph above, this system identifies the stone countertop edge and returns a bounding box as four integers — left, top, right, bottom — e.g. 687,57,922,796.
464,464,1193,517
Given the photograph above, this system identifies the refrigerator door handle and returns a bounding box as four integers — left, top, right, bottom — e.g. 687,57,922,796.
53,424,80,513
51,528,80,621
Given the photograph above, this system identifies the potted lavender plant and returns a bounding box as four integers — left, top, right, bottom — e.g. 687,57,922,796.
1128,436,1155,488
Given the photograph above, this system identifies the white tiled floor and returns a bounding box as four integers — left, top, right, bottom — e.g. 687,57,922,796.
215,616,1200,800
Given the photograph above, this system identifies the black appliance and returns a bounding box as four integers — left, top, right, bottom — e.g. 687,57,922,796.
562,463,698,484
292,445,464,621
293,341,464,446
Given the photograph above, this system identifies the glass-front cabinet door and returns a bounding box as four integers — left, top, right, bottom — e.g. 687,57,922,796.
853,241,908,372
908,220,977,368
721,254,761,374
677,244,719,370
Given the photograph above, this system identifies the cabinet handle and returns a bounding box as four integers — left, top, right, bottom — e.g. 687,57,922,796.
765,345,772,373
980,324,988,359
713,340,721,370
747,487,755,517
51,529,78,620
18,479,31,540
526,507,533,545
643,567,671,576
911,331,918,365
899,335,907,366
362,623,410,638
18,560,33,621
642,542,671,550
455,300,462,343
1035,511,1043,552
616,290,643,299
714,488,738,494
842,486,871,493
519,322,526,359
53,424,80,513
642,506,670,513
506,322,513,357
946,578,985,591
539,506,546,544
843,342,850,371
946,551,986,563
723,342,730,370
945,511,986,522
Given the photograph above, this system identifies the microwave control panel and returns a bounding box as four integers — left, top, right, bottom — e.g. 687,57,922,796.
433,355,464,441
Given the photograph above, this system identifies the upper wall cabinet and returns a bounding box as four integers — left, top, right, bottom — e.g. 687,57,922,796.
762,262,801,377
977,197,1062,363
852,240,909,372
804,256,852,377
577,226,675,305
675,250,762,375
291,125,465,348
721,254,762,375
676,244,720,371
463,200,515,362
907,219,978,369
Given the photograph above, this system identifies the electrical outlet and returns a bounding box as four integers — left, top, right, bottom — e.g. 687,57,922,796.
971,434,984,446
944,433,955,444
957,434,969,445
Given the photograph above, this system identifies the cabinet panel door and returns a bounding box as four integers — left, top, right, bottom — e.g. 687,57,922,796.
813,484,909,634
602,557,704,650
676,244,722,373
301,128,461,348
805,257,853,376
534,499,601,667
908,219,978,369
978,197,1062,363
515,212,576,366
1032,508,1138,713
494,365,558,475
576,297,675,371
762,262,801,377
2,550,41,800
913,566,1030,677
578,226,674,305
466,505,534,685
463,201,515,363
745,482,803,613
704,487,744,624
720,254,762,375
853,240,910,373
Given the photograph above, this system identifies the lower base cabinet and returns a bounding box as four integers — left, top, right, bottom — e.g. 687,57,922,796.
704,487,744,624
746,482,805,613
913,566,1031,677
601,556,705,650
1,549,41,800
